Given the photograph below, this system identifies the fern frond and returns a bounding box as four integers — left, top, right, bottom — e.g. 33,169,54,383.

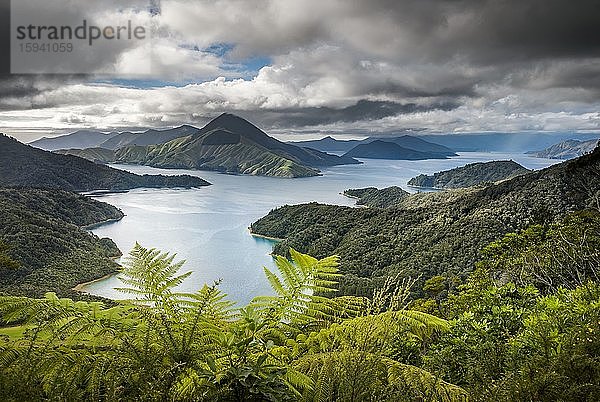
250,249,342,329
383,357,469,402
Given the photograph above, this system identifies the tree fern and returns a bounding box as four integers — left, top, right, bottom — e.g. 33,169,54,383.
0,244,466,401
251,249,343,329
115,242,191,306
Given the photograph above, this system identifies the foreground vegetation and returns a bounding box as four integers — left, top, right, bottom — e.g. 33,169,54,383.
1,204,599,400
0,245,466,401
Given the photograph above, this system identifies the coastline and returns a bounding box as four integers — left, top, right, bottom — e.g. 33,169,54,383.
406,184,445,191
248,228,284,242
80,189,129,196
76,212,125,293
73,272,118,293
81,216,124,230
340,192,369,208
341,192,360,200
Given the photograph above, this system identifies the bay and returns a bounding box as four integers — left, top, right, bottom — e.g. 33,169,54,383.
83,152,561,304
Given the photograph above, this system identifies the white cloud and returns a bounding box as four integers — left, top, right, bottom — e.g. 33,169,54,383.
1,0,600,140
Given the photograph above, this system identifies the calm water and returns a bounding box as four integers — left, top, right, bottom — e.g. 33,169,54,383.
83,153,560,304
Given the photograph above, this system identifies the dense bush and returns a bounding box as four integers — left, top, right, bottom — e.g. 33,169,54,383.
0,188,123,297
0,134,209,191
424,280,600,402
252,147,600,296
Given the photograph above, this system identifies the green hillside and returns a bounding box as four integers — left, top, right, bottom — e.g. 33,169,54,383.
343,186,410,208
114,135,321,178
251,147,600,296
0,188,124,298
54,147,117,164
408,160,530,189
0,134,210,191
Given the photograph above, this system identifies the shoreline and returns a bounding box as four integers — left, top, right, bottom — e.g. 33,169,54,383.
73,272,118,293
248,228,284,242
341,192,360,200
80,189,130,196
81,216,124,230
406,184,445,191
77,212,125,293
109,162,321,179
340,192,369,208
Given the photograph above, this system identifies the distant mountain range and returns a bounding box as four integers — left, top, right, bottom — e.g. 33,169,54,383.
0,134,210,192
33,128,600,156
526,138,600,159
30,130,118,151
342,140,450,160
98,125,202,150
418,133,600,152
291,136,361,153
29,126,202,152
291,135,456,157
56,114,361,178
292,133,600,153
408,160,530,189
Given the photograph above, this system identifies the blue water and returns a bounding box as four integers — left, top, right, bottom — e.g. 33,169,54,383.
83,153,561,304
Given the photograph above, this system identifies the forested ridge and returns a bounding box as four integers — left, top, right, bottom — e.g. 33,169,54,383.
251,146,600,296
0,134,210,191
0,188,124,298
407,160,530,189
343,186,409,208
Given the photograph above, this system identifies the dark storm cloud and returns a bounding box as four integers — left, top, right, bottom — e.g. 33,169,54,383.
329,0,600,65
228,100,459,129
1,0,600,137
0,77,42,99
0,75,88,110
366,80,479,99
442,0,600,64
514,61,600,94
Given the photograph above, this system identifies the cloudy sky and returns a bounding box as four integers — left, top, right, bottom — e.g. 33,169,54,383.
1,0,600,142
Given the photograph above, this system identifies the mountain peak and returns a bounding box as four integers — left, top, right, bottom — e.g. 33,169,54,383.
199,113,269,144
212,112,244,123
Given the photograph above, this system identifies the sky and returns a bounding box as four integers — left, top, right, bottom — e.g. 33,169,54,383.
1,0,600,142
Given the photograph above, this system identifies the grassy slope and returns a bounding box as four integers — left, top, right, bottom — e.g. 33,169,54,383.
115,135,320,178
